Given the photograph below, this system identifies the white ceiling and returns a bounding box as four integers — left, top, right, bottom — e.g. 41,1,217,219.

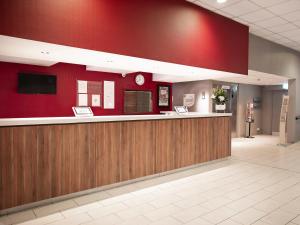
187,0,300,52
213,69,289,85
155,69,288,85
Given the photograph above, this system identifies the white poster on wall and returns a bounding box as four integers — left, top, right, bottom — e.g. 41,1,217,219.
77,80,88,93
183,94,195,107
92,94,101,107
78,94,88,106
104,81,115,109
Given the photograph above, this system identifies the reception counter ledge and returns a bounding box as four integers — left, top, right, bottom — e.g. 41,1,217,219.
0,113,231,211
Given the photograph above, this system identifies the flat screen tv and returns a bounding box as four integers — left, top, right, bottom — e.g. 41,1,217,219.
18,73,57,94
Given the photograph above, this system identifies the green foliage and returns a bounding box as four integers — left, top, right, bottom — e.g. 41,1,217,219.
211,87,228,105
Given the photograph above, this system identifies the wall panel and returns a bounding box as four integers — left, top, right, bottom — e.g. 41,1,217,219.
0,117,231,211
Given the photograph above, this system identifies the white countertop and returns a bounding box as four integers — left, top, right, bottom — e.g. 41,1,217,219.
0,113,232,127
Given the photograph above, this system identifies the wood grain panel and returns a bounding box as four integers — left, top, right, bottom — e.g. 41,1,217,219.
73,124,96,192
212,117,231,160
174,119,198,169
133,121,155,179
195,118,211,164
36,126,55,201
50,125,63,197
95,122,121,186
155,120,175,173
0,117,231,211
16,127,38,206
0,127,13,210
120,122,135,181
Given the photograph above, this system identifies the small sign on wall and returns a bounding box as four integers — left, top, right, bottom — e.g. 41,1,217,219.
78,93,88,106
103,81,115,109
77,80,88,93
183,94,195,107
158,85,170,107
91,94,101,107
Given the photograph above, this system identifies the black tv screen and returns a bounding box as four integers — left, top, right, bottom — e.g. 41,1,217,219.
18,73,57,94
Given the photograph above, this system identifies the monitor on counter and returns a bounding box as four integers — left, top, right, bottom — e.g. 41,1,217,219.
18,73,57,94
174,106,189,115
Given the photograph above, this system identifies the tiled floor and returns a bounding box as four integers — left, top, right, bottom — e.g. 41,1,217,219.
1,135,300,225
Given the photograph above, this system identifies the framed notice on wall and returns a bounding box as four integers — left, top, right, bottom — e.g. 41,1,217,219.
77,80,102,107
158,85,170,107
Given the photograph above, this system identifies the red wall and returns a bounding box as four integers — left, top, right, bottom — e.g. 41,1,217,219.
0,62,172,118
0,0,249,75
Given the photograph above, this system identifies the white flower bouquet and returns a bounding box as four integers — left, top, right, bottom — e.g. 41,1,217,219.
211,87,228,105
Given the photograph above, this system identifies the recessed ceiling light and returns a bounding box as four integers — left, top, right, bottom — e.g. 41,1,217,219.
217,0,227,3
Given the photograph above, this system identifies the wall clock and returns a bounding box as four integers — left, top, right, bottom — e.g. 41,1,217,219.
135,74,145,86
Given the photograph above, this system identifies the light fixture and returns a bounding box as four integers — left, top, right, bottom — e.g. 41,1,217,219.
283,83,288,90
217,0,227,3
202,91,206,99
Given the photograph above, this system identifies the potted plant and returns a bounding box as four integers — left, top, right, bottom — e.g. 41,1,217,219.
211,87,228,112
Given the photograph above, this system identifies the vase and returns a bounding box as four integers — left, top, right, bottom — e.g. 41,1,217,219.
215,104,226,112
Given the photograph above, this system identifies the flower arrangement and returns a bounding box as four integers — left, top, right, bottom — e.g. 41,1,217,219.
211,87,228,105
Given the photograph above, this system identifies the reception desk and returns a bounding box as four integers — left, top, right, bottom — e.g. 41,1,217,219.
0,113,231,211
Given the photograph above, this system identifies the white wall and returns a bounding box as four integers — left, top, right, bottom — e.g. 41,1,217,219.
261,86,288,135
172,80,213,113
249,34,300,142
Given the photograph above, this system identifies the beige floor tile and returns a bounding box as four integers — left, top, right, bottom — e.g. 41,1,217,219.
33,200,77,217
99,193,133,206
200,197,232,210
46,213,92,225
118,215,151,225
264,177,300,194
116,204,155,220
226,197,258,212
184,217,213,225
73,191,110,205
172,205,209,223
122,193,158,207
5,210,36,224
17,213,64,225
261,209,297,225
202,206,237,224
173,194,207,209
61,202,102,217
106,184,139,196
231,208,266,225
218,219,242,225
149,195,182,208
87,203,127,219
251,220,272,225
253,199,282,213
143,205,181,222
292,215,300,225
82,214,122,225
246,190,274,201
224,189,251,200
0,216,11,225
149,217,182,225
280,196,300,214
